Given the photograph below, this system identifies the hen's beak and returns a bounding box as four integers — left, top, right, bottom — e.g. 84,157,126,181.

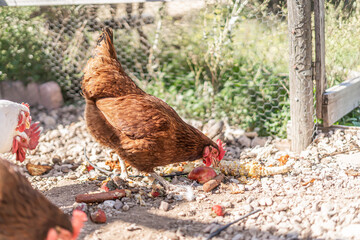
212,157,219,168
25,118,31,129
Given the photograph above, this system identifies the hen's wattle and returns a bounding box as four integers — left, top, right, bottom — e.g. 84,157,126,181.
0,100,41,162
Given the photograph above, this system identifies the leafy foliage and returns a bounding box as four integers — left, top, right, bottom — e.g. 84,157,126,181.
0,7,53,83
1,1,359,136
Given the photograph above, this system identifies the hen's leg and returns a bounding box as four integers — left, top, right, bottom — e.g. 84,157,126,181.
108,150,129,179
118,156,129,179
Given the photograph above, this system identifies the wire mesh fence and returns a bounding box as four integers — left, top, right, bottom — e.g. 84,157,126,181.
4,1,358,145
323,1,360,127
0,0,292,138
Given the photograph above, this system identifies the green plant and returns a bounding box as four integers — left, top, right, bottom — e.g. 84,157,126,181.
5,1,360,136
324,1,360,126
325,1,360,87
0,7,53,83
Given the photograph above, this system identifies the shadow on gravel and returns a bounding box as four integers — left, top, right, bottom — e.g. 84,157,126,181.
43,181,287,240
44,180,99,209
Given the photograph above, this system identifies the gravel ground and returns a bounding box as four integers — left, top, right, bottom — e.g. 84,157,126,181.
2,104,360,240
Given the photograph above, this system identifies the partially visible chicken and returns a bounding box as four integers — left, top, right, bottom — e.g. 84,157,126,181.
81,27,225,188
0,100,41,162
0,158,87,240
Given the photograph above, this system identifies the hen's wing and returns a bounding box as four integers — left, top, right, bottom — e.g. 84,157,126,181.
96,94,174,140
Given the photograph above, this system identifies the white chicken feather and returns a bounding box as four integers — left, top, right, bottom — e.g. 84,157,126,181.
0,100,30,153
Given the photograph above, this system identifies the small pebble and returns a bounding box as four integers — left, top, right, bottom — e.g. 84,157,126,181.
177,211,186,217
103,200,115,209
159,201,170,211
114,200,123,210
232,233,245,240
126,224,142,231
122,204,130,211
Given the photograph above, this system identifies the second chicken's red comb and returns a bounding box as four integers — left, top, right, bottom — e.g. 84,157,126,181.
21,102,30,109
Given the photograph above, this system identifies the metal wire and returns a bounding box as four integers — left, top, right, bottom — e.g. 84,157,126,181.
0,1,297,138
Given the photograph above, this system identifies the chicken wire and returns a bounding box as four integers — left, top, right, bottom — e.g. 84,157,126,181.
1,0,292,137
323,0,360,126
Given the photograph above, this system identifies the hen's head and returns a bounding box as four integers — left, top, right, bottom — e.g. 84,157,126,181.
202,139,226,167
12,122,42,162
46,210,88,240
15,102,31,132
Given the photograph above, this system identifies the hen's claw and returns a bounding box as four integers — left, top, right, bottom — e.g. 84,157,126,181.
150,172,177,192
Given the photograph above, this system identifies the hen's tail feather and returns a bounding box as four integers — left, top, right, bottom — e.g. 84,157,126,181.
97,27,113,46
93,27,117,60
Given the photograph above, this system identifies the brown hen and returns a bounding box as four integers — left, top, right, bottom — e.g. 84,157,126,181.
0,159,87,240
81,27,225,188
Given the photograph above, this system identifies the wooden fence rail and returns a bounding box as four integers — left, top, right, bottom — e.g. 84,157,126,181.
0,0,166,6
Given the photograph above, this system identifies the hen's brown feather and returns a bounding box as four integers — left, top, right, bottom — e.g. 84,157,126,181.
82,28,143,101
0,159,72,240
82,27,218,173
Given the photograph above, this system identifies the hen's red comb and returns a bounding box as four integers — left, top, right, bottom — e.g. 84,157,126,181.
21,102,30,109
216,139,226,161
24,122,42,150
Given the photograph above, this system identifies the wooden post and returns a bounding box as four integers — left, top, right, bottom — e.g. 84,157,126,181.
314,0,326,119
287,0,314,152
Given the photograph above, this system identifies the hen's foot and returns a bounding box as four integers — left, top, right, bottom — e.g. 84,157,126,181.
150,172,177,192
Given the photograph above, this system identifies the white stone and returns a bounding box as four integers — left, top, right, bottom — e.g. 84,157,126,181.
232,233,245,240
238,135,251,148
159,201,170,211
340,224,360,239
251,136,268,147
122,204,130,211
113,199,123,210
103,200,115,209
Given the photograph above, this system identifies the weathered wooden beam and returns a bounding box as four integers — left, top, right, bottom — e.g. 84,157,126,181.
0,0,168,6
316,124,360,134
287,0,314,153
322,77,360,127
314,0,326,119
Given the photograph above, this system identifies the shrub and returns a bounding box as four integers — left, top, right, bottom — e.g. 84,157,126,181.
0,7,53,83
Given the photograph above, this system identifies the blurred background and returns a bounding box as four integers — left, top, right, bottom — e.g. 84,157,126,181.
0,0,359,138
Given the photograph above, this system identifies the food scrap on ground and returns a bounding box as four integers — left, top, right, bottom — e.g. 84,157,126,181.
26,163,53,176
278,154,289,166
218,159,293,178
211,205,225,216
86,165,94,172
345,169,360,177
203,174,224,192
188,166,217,184
75,189,126,203
301,178,316,186
90,209,107,224
13,103,360,240
100,182,110,192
